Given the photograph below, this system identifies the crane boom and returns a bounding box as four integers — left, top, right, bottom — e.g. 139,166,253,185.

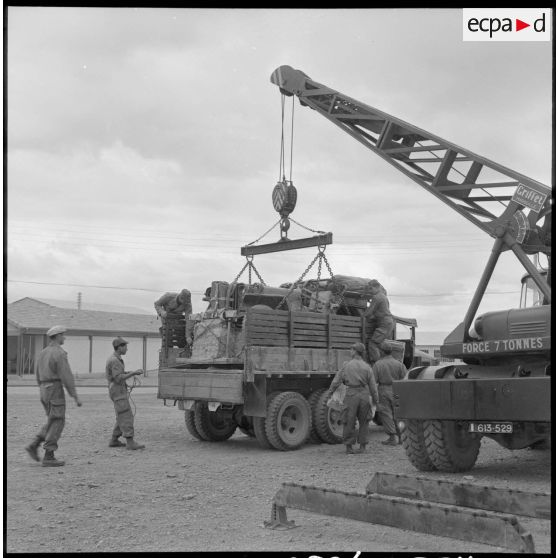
270,65,551,304
270,66,551,252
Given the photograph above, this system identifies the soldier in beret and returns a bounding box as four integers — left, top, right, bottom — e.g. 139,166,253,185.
25,326,82,467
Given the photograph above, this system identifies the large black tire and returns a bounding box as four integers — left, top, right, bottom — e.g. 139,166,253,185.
401,419,437,472
193,402,237,442
253,417,274,449
265,391,312,451
424,419,481,472
306,390,324,444
313,390,343,444
185,409,206,441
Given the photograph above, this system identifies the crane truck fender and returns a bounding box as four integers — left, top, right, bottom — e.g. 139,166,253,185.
406,364,456,380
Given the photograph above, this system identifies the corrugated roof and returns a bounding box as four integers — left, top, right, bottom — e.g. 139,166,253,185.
8,297,160,336
35,297,152,315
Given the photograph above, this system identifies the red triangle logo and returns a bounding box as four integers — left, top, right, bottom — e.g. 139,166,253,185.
516,19,530,31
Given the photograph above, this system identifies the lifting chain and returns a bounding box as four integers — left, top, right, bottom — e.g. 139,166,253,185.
231,256,266,287
275,245,335,311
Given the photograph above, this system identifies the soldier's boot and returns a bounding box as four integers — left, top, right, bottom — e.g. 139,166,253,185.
126,438,145,450
25,437,42,462
109,437,126,448
357,444,367,454
345,445,355,454
381,435,398,446
42,450,65,467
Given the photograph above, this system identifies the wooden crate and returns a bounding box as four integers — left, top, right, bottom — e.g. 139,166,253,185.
245,307,364,350
191,317,245,360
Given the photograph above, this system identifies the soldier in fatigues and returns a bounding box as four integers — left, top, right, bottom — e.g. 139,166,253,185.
106,337,145,450
326,342,379,454
25,325,82,467
373,341,408,446
365,279,395,365
154,289,194,351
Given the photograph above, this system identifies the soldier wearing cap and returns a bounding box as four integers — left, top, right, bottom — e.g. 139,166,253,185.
373,341,408,446
25,325,82,467
106,337,145,450
364,279,395,365
326,342,379,454
154,289,194,350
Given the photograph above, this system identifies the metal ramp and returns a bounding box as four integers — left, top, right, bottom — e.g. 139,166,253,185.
264,472,550,553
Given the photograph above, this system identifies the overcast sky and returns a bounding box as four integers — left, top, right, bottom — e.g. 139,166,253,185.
6,8,553,335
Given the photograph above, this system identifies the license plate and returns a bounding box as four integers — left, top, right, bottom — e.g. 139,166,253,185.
469,422,513,434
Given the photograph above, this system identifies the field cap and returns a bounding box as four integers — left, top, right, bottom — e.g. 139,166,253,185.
46,325,67,337
379,341,393,354
368,279,381,289
351,342,366,356
112,336,129,349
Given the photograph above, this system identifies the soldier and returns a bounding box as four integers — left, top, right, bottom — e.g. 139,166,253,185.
25,325,82,467
106,337,145,450
373,341,408,446
326,342,379,454
154,289,193,349
364,279,395,365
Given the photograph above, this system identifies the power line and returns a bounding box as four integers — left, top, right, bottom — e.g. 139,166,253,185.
7,279,517,297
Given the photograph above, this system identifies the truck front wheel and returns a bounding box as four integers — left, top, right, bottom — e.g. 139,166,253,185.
313,390,343,444
424,419,481,472
265,391,312,451
401,419,436,471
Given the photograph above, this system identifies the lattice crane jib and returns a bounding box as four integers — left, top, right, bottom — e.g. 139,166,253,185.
270,65,552,306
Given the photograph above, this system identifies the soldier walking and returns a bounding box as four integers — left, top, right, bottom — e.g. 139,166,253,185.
373,341,408,446
25,325,82,467
326,342,379,454
106,337,145,450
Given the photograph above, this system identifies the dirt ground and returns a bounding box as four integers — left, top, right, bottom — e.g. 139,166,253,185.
5,385,553,554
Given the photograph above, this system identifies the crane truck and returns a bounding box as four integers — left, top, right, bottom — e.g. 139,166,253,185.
270,65,552,472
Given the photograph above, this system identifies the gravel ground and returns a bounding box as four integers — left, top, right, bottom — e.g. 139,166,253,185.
6,386,552,554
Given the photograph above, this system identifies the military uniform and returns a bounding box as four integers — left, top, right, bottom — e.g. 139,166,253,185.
365,291,395,364
106,352,135,439
328,356,379,449
373,354,407,439
33,342,78,453
154,290,193,349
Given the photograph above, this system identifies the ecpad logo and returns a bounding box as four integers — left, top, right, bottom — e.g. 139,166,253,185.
463,9,551,41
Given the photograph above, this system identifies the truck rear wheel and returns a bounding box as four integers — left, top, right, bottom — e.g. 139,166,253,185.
307,390,324,444
401,419,436,471
185,409,206,441
194,402,237,442
424,419,481,472
253,417,273,449
265,391,312,451
313,390,343,444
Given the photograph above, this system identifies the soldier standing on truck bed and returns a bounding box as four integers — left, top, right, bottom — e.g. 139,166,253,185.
25,325,82,467
364,279,395,365
373,341,408,446
326,342,379,454
154,289,193,351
